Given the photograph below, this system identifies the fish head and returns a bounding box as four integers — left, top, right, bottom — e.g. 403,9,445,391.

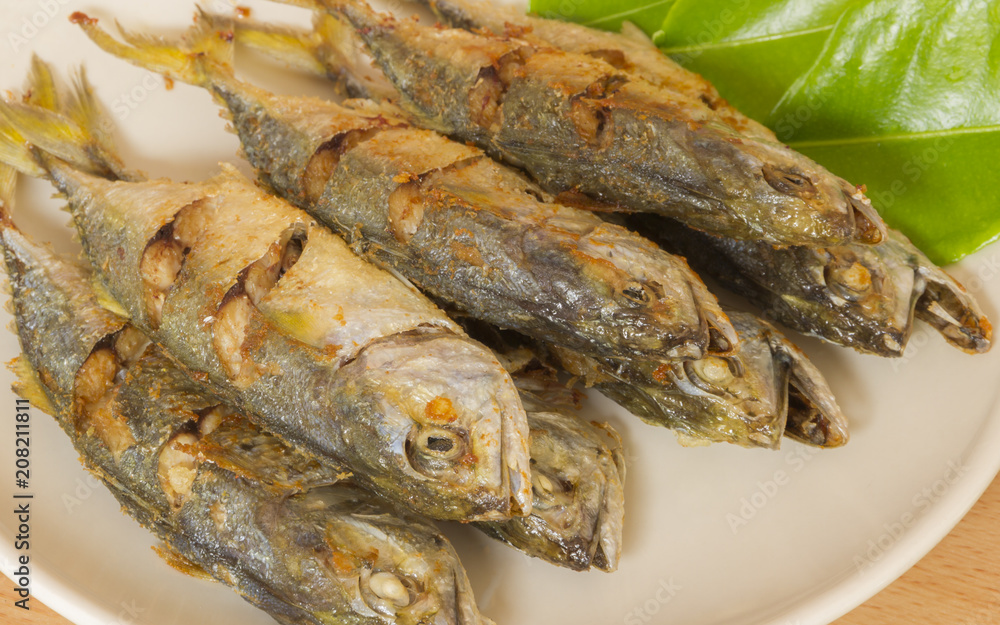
793,231,991,356
578,223,738,360
808,240,923,356
704,132,886,247
332,331,532,521
629,311,847,449
482,408,626,571
660,320,788,448
289,485,491,625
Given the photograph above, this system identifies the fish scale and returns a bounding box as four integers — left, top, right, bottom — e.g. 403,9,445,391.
0,61,533,523
0,199,493,624
77,9,739,364
314,0,887,248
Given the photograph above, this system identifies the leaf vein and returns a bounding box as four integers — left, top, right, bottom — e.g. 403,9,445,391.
582,0,675,27
788,125,1000,148
659,25,834,54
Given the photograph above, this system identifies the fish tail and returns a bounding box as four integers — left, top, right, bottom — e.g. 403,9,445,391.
24,54,61,111
230,17,328,77
269,0,326,11
0,106,48,179
0,59,130,182
0,163,17,228
73,10,234,90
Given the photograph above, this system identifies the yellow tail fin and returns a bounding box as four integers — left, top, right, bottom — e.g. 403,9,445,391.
74,9,235,89
229,17,328,77
0,163,16,216
0,59,133,181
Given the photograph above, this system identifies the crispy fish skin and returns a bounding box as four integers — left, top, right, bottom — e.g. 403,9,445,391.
0,70,531,522
0,216,491,625
538,310,847,449
421,0,774,141
637,216,992,356
312,0,885,248
77,13,738,363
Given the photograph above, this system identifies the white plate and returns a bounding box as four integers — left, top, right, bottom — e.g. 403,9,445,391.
1,1,999,624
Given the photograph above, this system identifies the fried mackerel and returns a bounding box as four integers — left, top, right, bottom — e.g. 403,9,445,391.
0,61,531,522
0,197,493,625
637,216,992,357
462,311,847,449
419,0,773,141
77,12,738,363
289,0,885,248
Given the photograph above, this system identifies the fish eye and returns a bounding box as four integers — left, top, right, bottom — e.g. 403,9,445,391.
531,471,572,508
684,356,739,396
406,426,468,476
360,569,421,616
762,165,817,198
416,427,464,459
619,281,652,307
369,571,414,607
825,259,873,302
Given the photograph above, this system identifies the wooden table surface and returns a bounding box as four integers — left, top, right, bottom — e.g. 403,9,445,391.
4,471,1000,624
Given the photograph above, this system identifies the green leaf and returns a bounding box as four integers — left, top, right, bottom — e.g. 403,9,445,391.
772,0,1000,263
657,0,854,44
654,0,858,120
771,0,1000,139
529,0,676,35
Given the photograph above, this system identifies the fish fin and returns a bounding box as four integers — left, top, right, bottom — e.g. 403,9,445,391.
0,107,47,178
674,432,712,447
314,12,399,100
91,274,130,318
74,11,233,90
152,544,216,581
916,273,993,354
8,354,56,416
230,17,328,77
0,98,119,181
23,54,60,111
0,163,16,216
63,68,134,180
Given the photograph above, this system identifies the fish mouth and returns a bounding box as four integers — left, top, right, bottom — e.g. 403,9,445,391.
915,271,993,354
845,187,887,245
430,562,490,625
767,328,849,448
590,427,626,572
